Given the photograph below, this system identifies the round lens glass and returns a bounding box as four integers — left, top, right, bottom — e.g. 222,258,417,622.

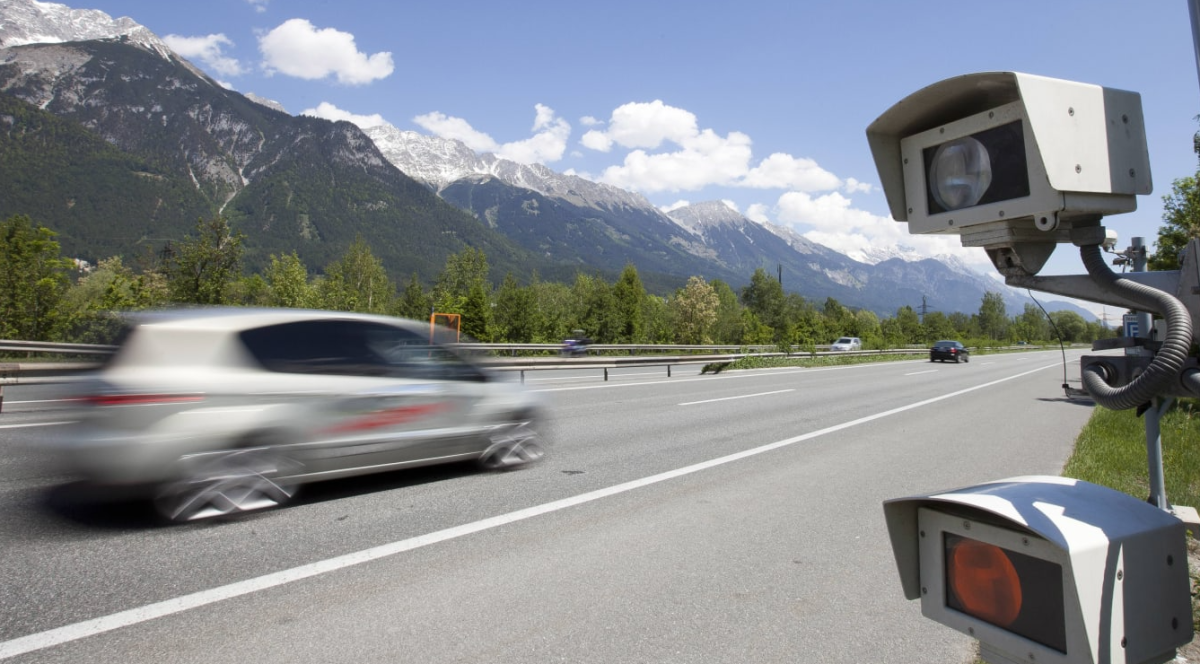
930,137,993,211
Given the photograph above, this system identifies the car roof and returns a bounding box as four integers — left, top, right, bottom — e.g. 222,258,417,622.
126,307,430,334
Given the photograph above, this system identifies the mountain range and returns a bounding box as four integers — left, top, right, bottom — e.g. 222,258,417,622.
0,0,1098,321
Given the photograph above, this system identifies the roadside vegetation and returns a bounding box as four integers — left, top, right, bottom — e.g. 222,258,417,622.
1,213,1112,352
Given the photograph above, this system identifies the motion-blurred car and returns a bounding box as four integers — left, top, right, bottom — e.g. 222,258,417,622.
930,340,970,363
830,336,862,351
52,308,546,522
560,330,592,357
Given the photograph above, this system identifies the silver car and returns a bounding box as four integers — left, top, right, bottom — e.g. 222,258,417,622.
54,308,546,522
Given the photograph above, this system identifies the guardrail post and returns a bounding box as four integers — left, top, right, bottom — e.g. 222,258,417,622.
520,370,525,384
668,365,672,378
0,385,4,413
604,368,609,382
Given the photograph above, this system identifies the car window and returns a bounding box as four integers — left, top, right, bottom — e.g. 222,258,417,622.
239,320,486,381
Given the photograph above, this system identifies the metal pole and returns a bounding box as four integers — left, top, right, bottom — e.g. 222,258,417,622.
1147,397,1173,510
1190,0,1200,94
1131,236,1170,510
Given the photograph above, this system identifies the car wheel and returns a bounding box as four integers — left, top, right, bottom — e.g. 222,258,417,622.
963,355,969,363
153,446,300,523
954,356,960,363
479,418,545,470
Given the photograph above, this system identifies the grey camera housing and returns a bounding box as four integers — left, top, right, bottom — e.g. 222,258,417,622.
866,72,1151,275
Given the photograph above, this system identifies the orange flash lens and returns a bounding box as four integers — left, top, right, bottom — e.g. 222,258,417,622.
947,538,1022,626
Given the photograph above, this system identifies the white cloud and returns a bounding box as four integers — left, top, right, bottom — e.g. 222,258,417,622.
745,203,770,223
659,200,691,213
495,104,570,164
415,105,571,165
259,19,393,85
163,33,245,77
598,128,753,193
581,99,858,196
843,177,873,194
413,112,500,152
742,153,840,191
772,190,989,267
604,100,699,149
247,0,269,12
720,199,739,212
580,129,613,152
580,116,603,127
301,102,389,129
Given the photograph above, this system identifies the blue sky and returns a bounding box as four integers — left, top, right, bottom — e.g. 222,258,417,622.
56,1,1200,299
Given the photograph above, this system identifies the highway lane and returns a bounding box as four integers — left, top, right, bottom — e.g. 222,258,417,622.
0,350,1096,662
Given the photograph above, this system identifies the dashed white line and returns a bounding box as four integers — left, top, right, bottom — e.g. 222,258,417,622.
679,389,794,406
904,370,938,376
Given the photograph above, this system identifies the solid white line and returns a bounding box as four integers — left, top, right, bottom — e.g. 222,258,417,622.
904,370,938,376
0,421,74,430
0,360,1064,661
679,389,794,406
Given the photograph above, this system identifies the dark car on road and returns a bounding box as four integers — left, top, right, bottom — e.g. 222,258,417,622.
930,340,970,363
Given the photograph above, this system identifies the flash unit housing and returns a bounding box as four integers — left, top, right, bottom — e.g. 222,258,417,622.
884,476,1191,664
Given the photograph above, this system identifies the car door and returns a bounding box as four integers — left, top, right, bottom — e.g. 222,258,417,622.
238,319,482,477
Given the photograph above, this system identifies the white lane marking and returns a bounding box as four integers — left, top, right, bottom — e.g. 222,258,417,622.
981,362,996,366
904,370,938,376
679,389,794,406
4,399,78,405
0,421,75,430
0,361,1064,661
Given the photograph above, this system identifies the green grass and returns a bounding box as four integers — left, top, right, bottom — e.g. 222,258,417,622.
1062,399,1200,636
705,352,928,372
1063,399,1200,509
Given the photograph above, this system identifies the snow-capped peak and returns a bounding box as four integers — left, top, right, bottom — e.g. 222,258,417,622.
364,124,658,213
244,93,288,114
664,200,746,235
0,0,172,58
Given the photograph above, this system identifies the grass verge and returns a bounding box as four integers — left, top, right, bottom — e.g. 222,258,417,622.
1063,399,1200,637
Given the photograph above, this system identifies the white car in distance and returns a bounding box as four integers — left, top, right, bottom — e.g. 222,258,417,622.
830,337,862,351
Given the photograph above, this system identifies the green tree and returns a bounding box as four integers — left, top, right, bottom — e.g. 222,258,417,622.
0,215,73,340
59,256,166,343
164,216,245,305
265,252,313,308
895,306,923,345
741,268,785,339
1149,125,1200,270
1010,303,1050,342
1048,310,1089,343
921,311,957,343
978,291,1009,340
612,264,647,343
433,247,491,340
492,273,539,342
395,273,432,321
571,273,619,343
672,276,719,344
316,236,394,314
709,279,744,344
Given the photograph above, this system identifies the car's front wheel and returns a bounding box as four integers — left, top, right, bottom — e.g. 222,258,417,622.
153,446,300,523
479,418,545,470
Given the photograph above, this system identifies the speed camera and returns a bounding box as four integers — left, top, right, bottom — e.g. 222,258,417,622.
866,72,1151,276
883,476,1191,664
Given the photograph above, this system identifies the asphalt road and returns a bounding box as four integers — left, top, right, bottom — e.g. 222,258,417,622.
0,350,1097,663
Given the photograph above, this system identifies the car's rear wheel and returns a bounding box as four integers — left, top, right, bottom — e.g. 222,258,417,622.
153,446,300,523
479,418,545,470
